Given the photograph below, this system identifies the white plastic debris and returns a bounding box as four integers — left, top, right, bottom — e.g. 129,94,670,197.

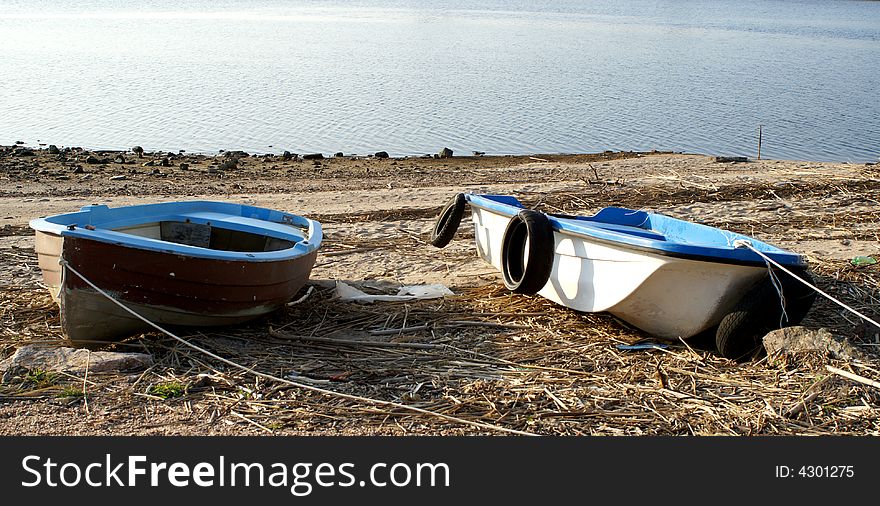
335,281,454,303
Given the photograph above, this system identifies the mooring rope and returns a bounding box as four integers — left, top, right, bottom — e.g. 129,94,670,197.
59,260,537,436
733,239,880,330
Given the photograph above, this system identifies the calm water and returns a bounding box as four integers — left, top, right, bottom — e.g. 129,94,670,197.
1,0,878,161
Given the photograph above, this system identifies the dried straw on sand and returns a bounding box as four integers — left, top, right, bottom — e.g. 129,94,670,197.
2,270,878,435
1,153,878,435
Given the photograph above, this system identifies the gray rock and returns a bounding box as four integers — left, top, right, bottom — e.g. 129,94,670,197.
763,326,864,361
302,153,324,160
472,151,485,156
132,146,144,157
374,151,389,159
114,155,125,164
160,157,171,167
439,147,453,158
281,151,294,161
85,155,100,164
218,159,238,170
714,156,749,163
178,163,189,170
47,145,60,154
0,344,152,382
334,152,344,158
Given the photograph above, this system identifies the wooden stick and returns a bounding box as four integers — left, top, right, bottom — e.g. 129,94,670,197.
83,350,91,414
321,247,373,257
269,329,444,349
231,410,274,434
784,391,821,418
443,320,531,329
826,365,880,390
369,324,430,336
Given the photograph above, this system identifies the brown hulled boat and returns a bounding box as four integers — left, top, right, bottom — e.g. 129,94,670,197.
30,201,321,346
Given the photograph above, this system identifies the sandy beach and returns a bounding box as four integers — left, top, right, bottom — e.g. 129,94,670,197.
1,147,878,435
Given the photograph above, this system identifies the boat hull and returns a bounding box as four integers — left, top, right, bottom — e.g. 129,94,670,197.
42,233,316,346
470,205,768,339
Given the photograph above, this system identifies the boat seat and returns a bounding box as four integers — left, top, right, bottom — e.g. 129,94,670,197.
178,212,307,241
553,215,666,241
587,222,666,240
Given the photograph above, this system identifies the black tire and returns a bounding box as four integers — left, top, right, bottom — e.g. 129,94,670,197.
430,193,466,248
716,268,817,360
500,210,555,294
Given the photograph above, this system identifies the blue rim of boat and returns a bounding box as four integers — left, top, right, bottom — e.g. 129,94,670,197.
29,201,322,262
465,193,806,268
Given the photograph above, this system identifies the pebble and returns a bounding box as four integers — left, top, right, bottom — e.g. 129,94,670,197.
303,153,324,160
374,151,389,159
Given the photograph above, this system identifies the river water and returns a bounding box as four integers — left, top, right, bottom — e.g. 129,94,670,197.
1,0,878,161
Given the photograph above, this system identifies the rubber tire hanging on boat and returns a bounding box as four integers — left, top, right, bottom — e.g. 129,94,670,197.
500,210,555,294
715,268,817,360
430,193,466,248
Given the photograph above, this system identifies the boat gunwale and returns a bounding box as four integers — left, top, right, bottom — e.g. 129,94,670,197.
29,201,322,262
465,193,807,268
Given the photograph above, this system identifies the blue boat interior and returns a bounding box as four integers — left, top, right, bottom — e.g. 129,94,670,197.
30,201,321,261
465,193,805,267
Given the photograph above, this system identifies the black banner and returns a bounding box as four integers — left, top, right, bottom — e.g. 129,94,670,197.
1,436,875,503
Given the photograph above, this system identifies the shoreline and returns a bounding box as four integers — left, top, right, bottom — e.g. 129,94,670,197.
5,141,876,165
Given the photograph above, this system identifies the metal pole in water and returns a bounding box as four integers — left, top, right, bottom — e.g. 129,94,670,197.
757,125,763,160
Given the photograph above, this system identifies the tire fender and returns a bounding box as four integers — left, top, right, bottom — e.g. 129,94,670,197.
715,268,817,360
500,210,555,294
430,193,466,248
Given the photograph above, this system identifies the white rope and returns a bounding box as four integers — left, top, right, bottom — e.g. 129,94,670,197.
733,239,880,330
59,260,536,436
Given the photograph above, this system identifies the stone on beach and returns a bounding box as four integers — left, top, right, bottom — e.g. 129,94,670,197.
131,146,144,157
374,151,389,159
762,326,864,361
439,147,453,158
0,344,153,382
47,145,60,154
303,153,324,160
218,158,238,170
